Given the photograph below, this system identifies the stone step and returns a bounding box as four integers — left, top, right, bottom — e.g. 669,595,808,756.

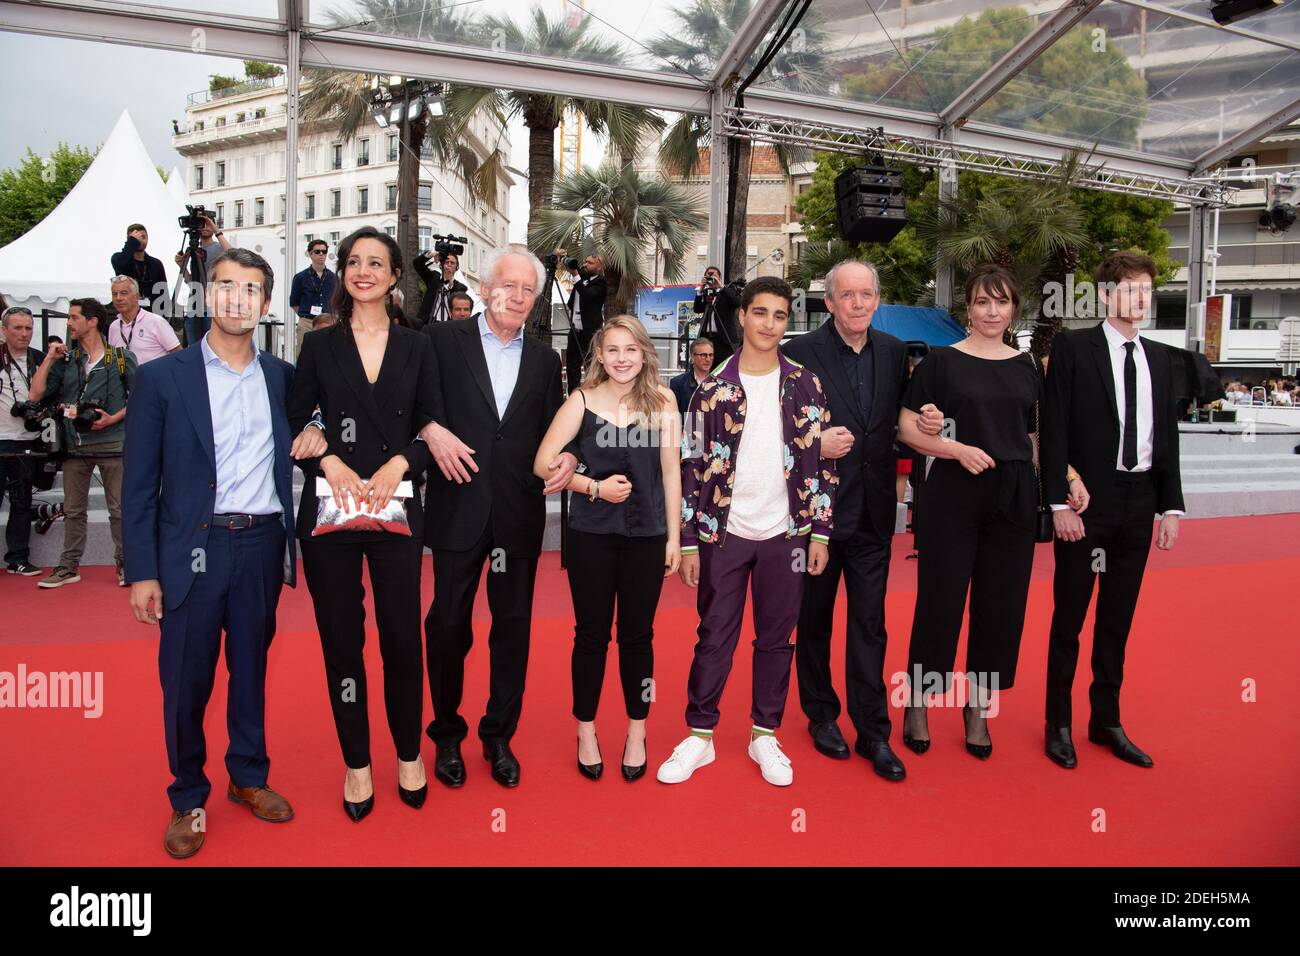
1180,454,1300,472
1182,468,1300,486
1183,486,1300,518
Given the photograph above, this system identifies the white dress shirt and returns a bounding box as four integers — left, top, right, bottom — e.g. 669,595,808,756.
1053,321,1183,515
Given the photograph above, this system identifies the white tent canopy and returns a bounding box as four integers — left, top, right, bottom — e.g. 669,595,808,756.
165,164,189,210
0,109,182,311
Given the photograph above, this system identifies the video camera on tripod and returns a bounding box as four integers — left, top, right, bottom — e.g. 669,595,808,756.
544,253,581,273
178,204,212,236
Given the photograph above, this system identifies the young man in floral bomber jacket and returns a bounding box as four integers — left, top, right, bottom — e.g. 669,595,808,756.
658,276,837,788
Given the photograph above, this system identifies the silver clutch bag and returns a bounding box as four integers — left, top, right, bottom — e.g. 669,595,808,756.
312,477,413,537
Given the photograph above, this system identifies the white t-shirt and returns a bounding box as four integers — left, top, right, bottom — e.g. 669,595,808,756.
727,367,790,541
0,350,34,442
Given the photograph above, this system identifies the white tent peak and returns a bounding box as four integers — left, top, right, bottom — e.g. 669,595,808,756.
0,108,183,307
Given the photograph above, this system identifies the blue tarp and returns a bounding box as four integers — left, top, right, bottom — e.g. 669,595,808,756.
867,305,965,346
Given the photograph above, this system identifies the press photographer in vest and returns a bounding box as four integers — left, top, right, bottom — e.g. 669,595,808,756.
0,306,45,576
29,297,137,588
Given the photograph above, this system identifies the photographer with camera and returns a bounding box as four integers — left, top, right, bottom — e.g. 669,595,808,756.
289,239,338,353
565,254,607,394
175,213,230,344
108,276,181,365
694,265,741,368
29,297,136,588
0,306,45,576
111,224,169,317
412,237,468,328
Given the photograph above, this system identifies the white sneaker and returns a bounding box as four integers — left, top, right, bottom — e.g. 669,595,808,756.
748,734,793,786
656,734,716,784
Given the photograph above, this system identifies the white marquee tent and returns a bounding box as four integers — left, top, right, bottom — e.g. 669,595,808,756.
0,110,183,335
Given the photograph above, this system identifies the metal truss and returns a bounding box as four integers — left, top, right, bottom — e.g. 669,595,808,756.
723,107,1234,206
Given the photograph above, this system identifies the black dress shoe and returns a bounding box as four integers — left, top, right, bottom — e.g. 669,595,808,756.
962,704,992,760
901,706,931,755
398,783,428,808
577,735,603,780
434,742,466,789
483,740,520,788
854,739,906,781
1045,724,1077,769
1087,723,1153,768
621,735,647,782
809,720,851,760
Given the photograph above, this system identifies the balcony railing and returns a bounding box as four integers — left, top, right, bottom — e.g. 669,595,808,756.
187,75,286,107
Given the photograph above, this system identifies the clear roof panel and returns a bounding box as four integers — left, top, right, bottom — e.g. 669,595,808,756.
750,0,1073,114
75,0,284,18
754,0,1300,163
307,0,706,83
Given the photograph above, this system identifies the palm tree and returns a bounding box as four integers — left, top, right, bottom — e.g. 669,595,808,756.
304,0,482,307
649,0,826,282
914,159,1089,352
529,163,707,318
429,6,666,254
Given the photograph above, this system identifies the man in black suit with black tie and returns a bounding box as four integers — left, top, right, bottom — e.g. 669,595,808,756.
783,260,944,781
1041,251,1184,770
565,254,607,393
418,244,578,788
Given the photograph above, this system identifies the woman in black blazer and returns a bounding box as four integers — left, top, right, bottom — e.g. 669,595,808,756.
288,226,438,821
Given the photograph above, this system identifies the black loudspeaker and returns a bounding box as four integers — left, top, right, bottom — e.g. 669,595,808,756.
834,165,908,244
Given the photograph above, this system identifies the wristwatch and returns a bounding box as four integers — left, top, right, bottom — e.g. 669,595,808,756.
589,479,600,502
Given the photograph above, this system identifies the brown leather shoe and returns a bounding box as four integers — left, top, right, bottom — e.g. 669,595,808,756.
227,783,294,822
164,809,205,859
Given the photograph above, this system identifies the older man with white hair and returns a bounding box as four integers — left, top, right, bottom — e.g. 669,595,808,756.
108,276,182,365
783,259,945,782
417,244,578,790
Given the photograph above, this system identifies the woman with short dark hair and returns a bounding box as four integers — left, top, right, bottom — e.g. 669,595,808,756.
895,264,1043,760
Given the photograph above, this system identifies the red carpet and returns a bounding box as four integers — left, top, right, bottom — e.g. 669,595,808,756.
2,514,1298,866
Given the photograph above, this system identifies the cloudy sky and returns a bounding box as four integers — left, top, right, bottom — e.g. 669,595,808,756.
0,33,548,242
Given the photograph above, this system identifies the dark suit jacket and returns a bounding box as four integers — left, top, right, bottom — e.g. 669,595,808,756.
122,344,298,610
1041,323,1184,515
413,253,468,327
669,369,704,416
287,324,437,540
783,319,909,540
422,317,563,555
566,272,607,336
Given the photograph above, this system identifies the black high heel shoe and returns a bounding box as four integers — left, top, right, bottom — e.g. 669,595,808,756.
578,734,603,780
398,761,428,809
902,705,931,755
962,704,992,760
621,734,647,781
343,769,375,822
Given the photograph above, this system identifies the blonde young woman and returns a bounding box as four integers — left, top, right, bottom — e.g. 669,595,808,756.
534,315,682,781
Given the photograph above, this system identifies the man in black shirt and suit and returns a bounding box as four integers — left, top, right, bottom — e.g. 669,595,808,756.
1041,251,1184,771
413,250,468,328
418,244,578,788
783,260,944,781
565,254,607,392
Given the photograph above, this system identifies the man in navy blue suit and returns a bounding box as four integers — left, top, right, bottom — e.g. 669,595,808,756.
123,248,327,859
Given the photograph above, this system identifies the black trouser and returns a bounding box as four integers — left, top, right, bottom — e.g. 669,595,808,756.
0,442,36,566
796,516,894,744
906,460,1035,693
425,522,539,746
1046,472,1157,729
301,533,425,769
565,528,666,722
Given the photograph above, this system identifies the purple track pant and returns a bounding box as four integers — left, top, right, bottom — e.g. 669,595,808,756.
686,532,808,731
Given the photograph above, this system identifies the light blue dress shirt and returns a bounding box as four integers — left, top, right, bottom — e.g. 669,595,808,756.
201,334,280,515
477,311,524,419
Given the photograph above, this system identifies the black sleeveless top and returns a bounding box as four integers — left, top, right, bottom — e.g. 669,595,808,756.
569,392,667,537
